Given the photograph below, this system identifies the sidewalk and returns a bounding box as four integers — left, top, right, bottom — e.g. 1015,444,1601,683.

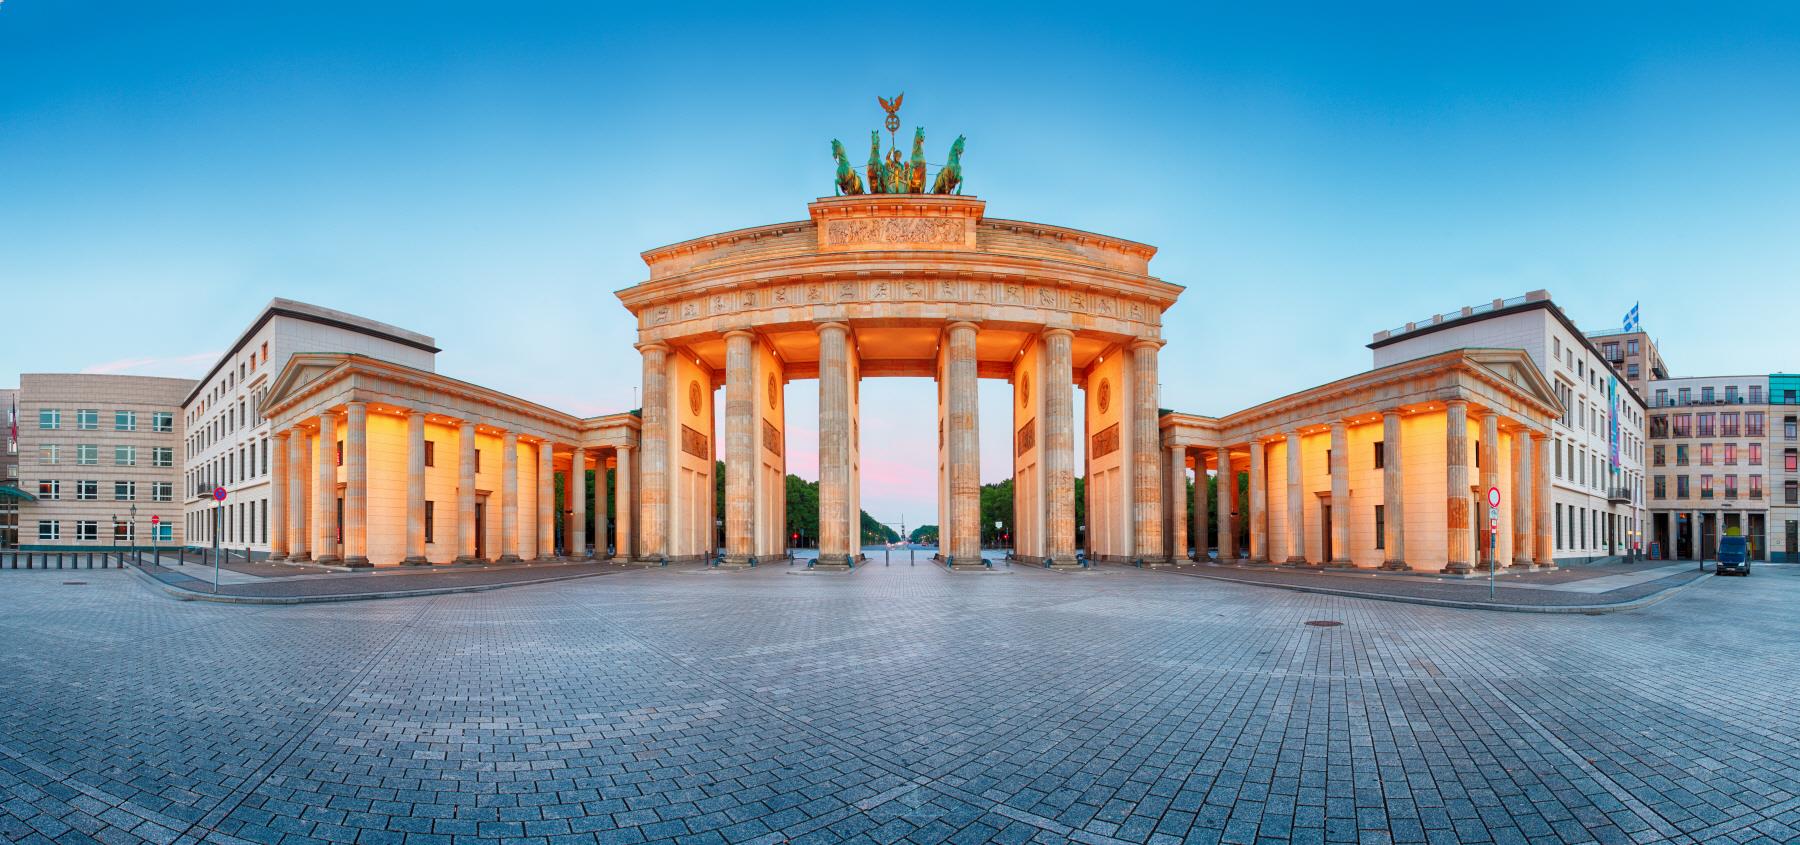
1159,560,1711,613
131,557,631,603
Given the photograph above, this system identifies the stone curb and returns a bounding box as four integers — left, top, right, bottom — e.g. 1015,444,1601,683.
1163,567,1710,614
123,561,623,605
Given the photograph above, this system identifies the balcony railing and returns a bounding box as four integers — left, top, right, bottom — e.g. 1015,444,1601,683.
1606,486,1632,504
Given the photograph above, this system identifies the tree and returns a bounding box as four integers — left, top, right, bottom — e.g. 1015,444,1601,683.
909,524,938,544
784,474,819,547
979,478,1014,546
861,512,900,545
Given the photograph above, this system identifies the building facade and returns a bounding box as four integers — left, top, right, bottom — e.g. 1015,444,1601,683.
1645,374,1778,560
1587,328,1668,406
1369,291,1648,564
180,299,437,555
1770,373,1800,562
1,387,21,549
14,374,194,549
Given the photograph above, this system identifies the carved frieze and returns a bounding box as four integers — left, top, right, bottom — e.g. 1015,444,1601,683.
681,424,708,459
1016,418,1036,457
824,217,966,248
1092,422,1120,459
763,419,782,456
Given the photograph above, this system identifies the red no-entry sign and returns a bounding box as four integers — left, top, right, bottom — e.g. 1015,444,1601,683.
151,515,160,525
1487,486,1501,508
213,486,228,502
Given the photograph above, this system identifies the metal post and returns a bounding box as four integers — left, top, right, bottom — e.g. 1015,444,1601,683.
1488,529,1496,599
212,501,221,593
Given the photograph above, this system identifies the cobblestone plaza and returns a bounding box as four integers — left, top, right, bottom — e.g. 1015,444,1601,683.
2,567,1797,845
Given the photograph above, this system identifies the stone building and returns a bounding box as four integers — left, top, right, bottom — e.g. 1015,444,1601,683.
179,299,437,556
1645,374,1773,560
14,374,194,549
1,387,21,549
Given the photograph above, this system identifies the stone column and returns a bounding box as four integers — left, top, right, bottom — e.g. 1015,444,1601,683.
287,427,310,561
1444,400,1472,574
1191,448,1208,561
1167,444,1188,562
613,446,633,559
1328,421,1350,566
1042,329,1078,568
499,431,521,563
1381,411,1408,570
1130,340,1164,564
723,330,756,567
537,440,555,561
945,321,983,569
636,342,670,562
1532,432,1554,567
314,412,339,563
269,429,289,560
1479,411,1500,571
1691,510,1703,561
456,421,478,563
1510,429,1531,567
817,322,854,568
569,447,587,559
403,410,428,565
342,402,370,567
1285,431,1306,565
1215,447,1235,561
1247,439,1268,563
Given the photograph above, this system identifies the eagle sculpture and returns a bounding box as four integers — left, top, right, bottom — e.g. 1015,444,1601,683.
878,93,903,116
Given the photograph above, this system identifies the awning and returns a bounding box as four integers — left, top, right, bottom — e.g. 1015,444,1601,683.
0,484,37,502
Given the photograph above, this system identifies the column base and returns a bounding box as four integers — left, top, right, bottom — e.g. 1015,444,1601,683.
288,552,310,563
1324,559,1356,569
1136,557,1177,568
718,555,756,569
314,554,340,564
495,554,523,565
1280,556,1309,567
1044,556,1084,571
342,556,372,569
811,554,855,571
452,556,483,565
1508,559,1534,569
400,556,431,566
1533,560,1558,570
1442,561,1473,575
943,555,990,571
268,552,287,562
1379,559,1412,571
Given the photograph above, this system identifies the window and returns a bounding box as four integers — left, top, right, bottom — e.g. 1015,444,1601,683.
1787,449,1798,472
1673,415,1691,437
1702,386,1715,403
1677,475,1690,498
474,449,481,472
75,444,97,465
156,523,173,542
1750,475,1763,499
114,410,137,431
1654,476,1666,499
1699,444,1712,466
1655,389,1668,408
75,480,98,501
1726,385,1740,403
76,521,97,541
1721,413,1739,436
38,480,60,500
1652,446,1665,467
1326,448,1333,473
152,411,174,432
425,500,436,544
1553,338,1561,360
40,444,60,465
1627,339,1639,355
152,447,173,467
1725,444,1737,465
1700,475,1714,499
1788,416,1798,440
1627,363,1639,379
76,409,99,430
113,521,132,542
115,445,137,466
336,440,344,466
1750,385,1764,404
1750,443,1762,465
38,409,61,429
37,520,59,540
1678,387,1691,405
1724,475,1739,499
1749,412,1766,436
114,481,136,501
1373,504,1384,550
1788,480,1800,505
425,440,436,468
1650,415,1668,437
151,482,173,502
1555,503,1563,549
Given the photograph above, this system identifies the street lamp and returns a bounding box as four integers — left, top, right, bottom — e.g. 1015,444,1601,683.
129,503,137,553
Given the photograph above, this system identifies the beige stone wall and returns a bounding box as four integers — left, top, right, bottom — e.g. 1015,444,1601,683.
364,412,407,565
1085,353,1128,559
667,353,714,558
753,342,786,557
1012,338,1044,559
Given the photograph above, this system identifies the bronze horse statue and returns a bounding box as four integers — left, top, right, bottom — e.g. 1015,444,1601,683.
832,139,864,196
866,130,888,194
905,127,928,193
932,135,965,195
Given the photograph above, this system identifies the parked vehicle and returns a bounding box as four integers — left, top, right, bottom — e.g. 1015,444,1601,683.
1716,534,1750,576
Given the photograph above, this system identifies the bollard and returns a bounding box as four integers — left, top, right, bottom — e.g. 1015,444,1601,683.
57,552,64,570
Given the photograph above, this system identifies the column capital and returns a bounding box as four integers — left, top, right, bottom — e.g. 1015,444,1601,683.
1129,337,1167,351
1040,326,1075,341
723,328,756,341
945,320,980,333
345,400,367,410
1446,398,1470,409
815,320,850,333
1478,408,1500,421
406,409,425,420
636,340,671,354
615,442,634,453
273,428,291,442
1382,408,1403,420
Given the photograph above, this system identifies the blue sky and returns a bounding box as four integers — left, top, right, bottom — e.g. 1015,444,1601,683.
4,2,1798,524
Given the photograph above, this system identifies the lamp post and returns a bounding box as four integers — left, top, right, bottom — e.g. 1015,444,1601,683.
129,503,137,558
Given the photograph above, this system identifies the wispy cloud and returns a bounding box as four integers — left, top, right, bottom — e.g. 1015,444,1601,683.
81,351,221,377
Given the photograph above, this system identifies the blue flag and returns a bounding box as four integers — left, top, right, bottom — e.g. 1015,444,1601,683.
1622,303,1640,332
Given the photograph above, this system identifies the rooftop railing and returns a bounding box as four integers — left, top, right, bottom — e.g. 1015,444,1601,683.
1372,290,1547,343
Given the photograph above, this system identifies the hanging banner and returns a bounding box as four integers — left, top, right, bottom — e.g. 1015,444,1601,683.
1609,375,1621,468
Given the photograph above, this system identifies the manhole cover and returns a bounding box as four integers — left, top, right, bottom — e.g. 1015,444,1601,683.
62,581,87,586
1304,620,1343,627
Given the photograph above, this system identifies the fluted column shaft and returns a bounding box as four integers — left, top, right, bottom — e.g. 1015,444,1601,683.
613,446,633,559
1532,432,1554,567
1248,440,1268,562
1511,430,1531,567
500,431,520,563
1285,431,1306,564
1328,421,1350,565
1444,400,1472,574
314,413,339,563
537,441,555,560
946,322,982,567
287,427,310,561
818,323,854,566
1042,329,1077,566
1191,449,1208,560
1167,445,1188,561
404,411,427,564
269,430,289,560
724,331,756,565
457,422,478,562
1215,447,1235,561
637,343,670,561
1479,411,1500,570
1129,340,1163,562
570,447,587,559
1381,411,1407,569
342,402,370,566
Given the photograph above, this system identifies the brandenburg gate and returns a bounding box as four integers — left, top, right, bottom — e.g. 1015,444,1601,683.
617,192,1183,569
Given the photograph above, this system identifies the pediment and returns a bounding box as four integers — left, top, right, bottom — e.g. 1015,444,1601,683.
263,354,351,411
1465,348,1562,414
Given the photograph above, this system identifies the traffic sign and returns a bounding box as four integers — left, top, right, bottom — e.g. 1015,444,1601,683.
1489,506,1499,519
212,486,228,502
151,515,160,525
1490,518,1499,533
1487,486,1501,508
